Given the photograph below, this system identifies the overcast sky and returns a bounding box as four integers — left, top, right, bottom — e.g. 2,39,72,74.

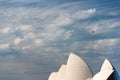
0,0,120,80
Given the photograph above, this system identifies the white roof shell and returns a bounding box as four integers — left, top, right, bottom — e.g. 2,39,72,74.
92,59,114,80
100,59,113,71
49,72,57,80
48,53,118,80
65,53,93,80
56,65,66,80
92,70,114,80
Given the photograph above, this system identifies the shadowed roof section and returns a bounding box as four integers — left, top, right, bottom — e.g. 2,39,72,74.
93,59,120,80
113,66,120,80
93,70,114,80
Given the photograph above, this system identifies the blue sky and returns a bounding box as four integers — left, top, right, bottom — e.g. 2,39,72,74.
0,0,120,80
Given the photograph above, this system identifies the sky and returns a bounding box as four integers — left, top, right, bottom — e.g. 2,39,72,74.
0,0,120,80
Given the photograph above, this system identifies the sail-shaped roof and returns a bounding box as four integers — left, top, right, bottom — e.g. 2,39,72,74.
100,59,113,71
48,53,120,80
65,53,93,80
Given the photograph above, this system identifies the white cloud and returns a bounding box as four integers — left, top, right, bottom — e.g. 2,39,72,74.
0,1,118,56
34,39,43,44
109,21,120,28
86,23,101,34
0,43,9,49
85,20,116,34
14,37,24,45
2,27,11,33
93,39,119,49
71,8,96,20
0,4,97,47
18,25,32,31
48,14,72,28
22,45,32,50
43,28,65,42
24,32,35,39
83,8,96,14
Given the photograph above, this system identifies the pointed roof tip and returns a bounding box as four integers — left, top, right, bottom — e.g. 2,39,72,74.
68,53,85,64
104,58,112,65
69,53,76,56
104,58,112,67
104,58,110,62
100,58,113,71
69,53,87,64
69,53,82,59
68,53,90,68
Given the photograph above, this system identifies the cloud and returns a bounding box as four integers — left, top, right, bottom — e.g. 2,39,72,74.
34,39,43,46
0,43,9,49
91,38,120,54
109,21,120,28
22,45,31,50
0,1,119,55
83,8,96,14
85,19,120,34
11,0,39,2
13,37,24,45
64,30,73,40
48,14,72,28
18,25,32,31
2,27,11,33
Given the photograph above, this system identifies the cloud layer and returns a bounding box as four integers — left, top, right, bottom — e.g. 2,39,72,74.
0,0,120,80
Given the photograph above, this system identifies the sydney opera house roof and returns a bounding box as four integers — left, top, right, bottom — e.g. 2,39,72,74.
48,53,120,80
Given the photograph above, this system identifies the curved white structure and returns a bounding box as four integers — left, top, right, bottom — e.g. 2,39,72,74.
48,53,93,80
56,65,66,80
49,72,57,80
65,53,93,80
100,59,113,71
48,53,119,80
93,70,114,80
93,59,119,80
